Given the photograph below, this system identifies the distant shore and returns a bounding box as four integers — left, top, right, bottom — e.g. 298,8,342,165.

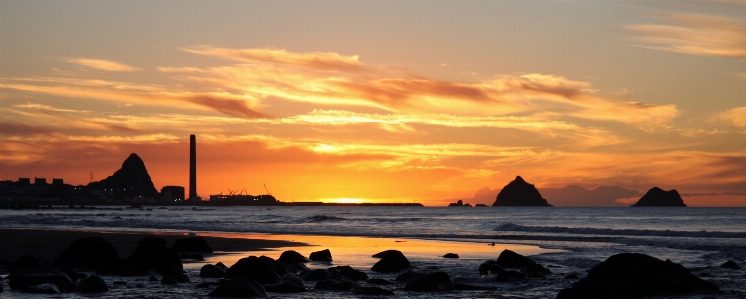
0,228,307,271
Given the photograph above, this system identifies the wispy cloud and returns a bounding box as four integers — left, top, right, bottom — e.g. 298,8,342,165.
180,46,369,73
13,103,90,113
64,57,141,72
720,107,746,127
629,13,746,61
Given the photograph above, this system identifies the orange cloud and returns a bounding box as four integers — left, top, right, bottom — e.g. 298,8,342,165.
180,46,369,73
629,13,746,61
64,57,141,72
720,107,746,127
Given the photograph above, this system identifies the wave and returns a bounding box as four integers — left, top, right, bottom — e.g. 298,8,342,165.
494,223,746,238
302,215,348,222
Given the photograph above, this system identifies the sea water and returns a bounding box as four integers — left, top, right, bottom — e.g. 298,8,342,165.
0,206,744,298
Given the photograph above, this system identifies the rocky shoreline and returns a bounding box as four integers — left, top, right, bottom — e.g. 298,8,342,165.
0,232,737,298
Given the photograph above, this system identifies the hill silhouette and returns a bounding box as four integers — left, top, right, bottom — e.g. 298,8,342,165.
632,187,686,207
87,153,158,197
492,176,552,207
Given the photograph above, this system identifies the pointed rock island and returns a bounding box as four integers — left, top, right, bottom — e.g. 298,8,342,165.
631,187,686,207
87,153,158,197
492,176,552,207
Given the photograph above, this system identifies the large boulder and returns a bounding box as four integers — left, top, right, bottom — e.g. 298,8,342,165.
53,237,119,269
478,260,506,275
631,187,686,207
496,249,535,268
314,278,355,291
8,264,75,293
128,244,183,273
264,274,307,293
200,264,226,278
404,272,454,292
721,260,740,270
74,275,109,293
277,250,310,264
224,256,280,285
172,237,213,253
27,283,61,294
208,279,267,298
309,249,332,262
328,265,368,281
299,269,332,281
371,250,411,273
557,253,720,299
491,176,552,206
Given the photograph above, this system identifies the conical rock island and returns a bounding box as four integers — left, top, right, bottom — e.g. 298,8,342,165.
492,176,552,207
631,187,686,207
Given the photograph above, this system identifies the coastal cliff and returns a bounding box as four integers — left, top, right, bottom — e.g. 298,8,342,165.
492,176,552,207
631,187,686,207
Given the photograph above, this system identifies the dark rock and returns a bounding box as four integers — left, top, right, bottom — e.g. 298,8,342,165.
314,278,354,291
74,275,108,293
721,260,740,270
453,283,495,290
224,256,280,285
86,153,158,197
180,253,204,260
196,281,219,288
277,273,304,287
523,263,551,275
328,265,369,281
496,249,536,268
52,263,78,283
395,270,426,282
300,269,332,281
137,237,167,247
372,249,404,259
527,272,546,279
173,237,213,253
443,253,459,258
8,260,75,292
277,250,309,264
76,272,88,279
556,253,720,299
53,237,119,269
564,274,579,279
128,244,183,273
208,279,267,297
367,278,393,285
27,283,61,294
495,270,526,282
216,262,228,269
478,260,506,275
631,187,686,207
492,176,552,206
404,272,454,292
309,249,332,262
448,200,472,207
160,276,178,285
353,286,395,295
371,250,411,273
200,264,226,278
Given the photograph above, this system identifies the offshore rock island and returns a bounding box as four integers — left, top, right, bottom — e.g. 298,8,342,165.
631,187,687,207
491,176,553,207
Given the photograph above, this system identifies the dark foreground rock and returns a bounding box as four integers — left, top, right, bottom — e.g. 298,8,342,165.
721,260,740,270
314,278,355,291
443,253,459,258
371,250,411,273
479,260,506,275
200,264,226,278
404,272,454,292
224,256,280,285
8,256,75,293
492,176,552,206
496,249,536,268
557,253,719,299
53,237,119,269
208,279,267,298
309,249,333,262
631,187,686,207
128,243,183,273
74,275,109,292
328,265,369,281
277,250,310,264
173,237,213,253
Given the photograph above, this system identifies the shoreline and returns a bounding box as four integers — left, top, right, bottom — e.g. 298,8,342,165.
0,228,308,271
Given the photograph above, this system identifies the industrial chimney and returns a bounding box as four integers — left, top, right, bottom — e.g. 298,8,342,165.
189,134,197,201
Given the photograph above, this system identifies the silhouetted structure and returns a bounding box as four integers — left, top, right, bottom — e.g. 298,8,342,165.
631,187,686,207
52,178,64,185
162,186,185,202
492,176,552,207
189,134,197,201
87,153,158,198
18,178,30,185
35,177,47,185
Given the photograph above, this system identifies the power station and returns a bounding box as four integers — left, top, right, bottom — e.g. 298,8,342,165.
189,134,197,201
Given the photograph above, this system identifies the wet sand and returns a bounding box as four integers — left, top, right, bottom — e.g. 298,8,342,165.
0,228,307,270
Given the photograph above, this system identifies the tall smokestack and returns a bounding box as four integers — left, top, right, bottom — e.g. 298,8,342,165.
189,134,197,201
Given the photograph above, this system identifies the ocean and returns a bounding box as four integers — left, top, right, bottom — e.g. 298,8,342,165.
1,206,744,298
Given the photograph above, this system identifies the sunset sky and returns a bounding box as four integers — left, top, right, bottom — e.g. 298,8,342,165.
1,0,745,206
